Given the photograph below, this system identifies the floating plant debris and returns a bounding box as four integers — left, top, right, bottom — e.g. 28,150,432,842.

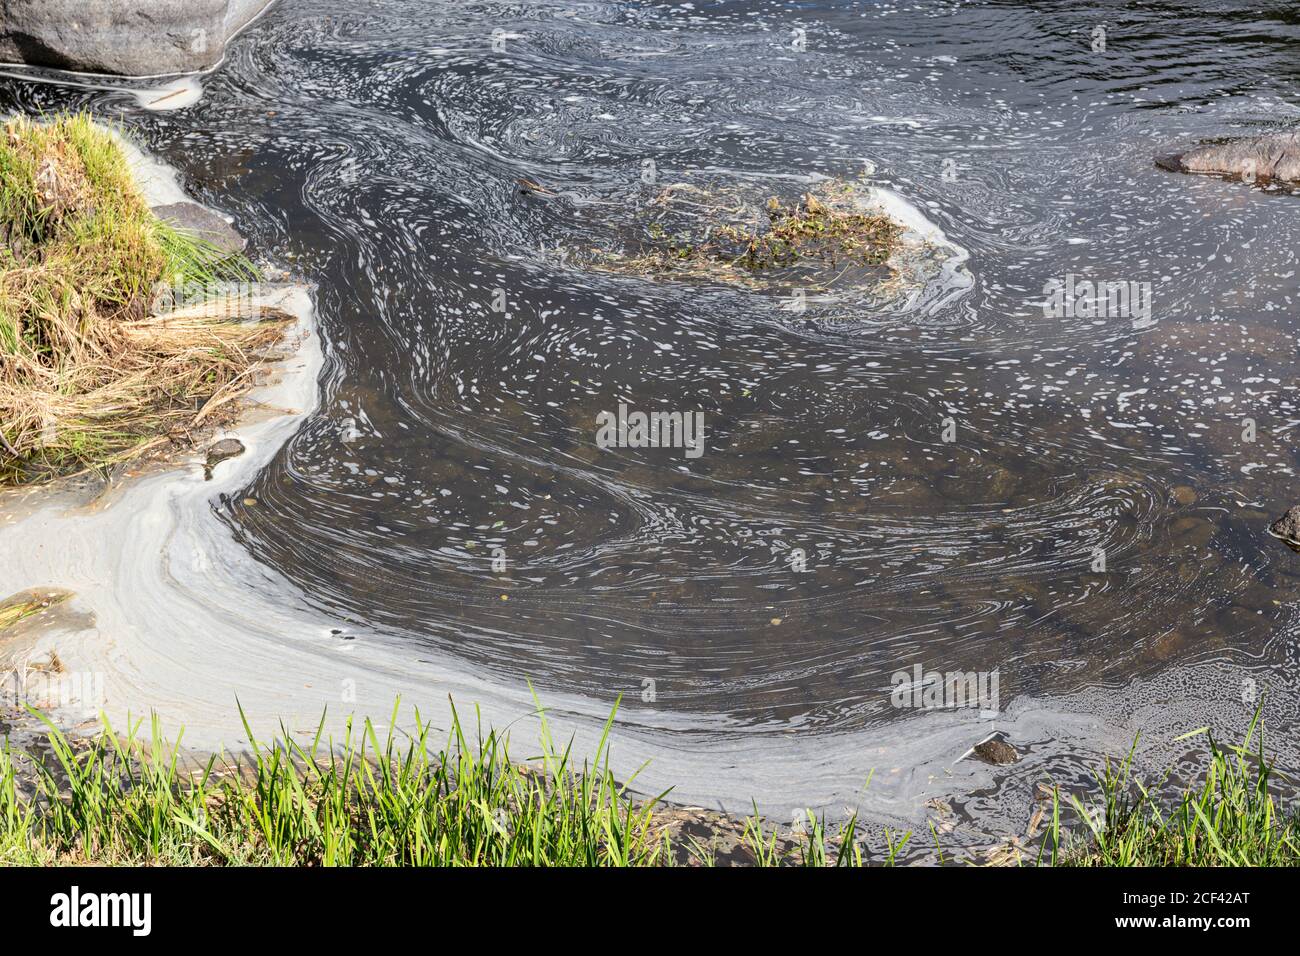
592,178,908,293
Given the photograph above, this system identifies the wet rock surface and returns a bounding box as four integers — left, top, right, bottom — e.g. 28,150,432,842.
204,438,246,480
0,1,277,76
1270,507,1300,545
153,202,247,257
1156,130,1300,184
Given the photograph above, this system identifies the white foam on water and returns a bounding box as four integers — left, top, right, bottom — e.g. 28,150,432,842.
115,133,190,205
0,71,204,111
135,77,204,111
855,184,976,315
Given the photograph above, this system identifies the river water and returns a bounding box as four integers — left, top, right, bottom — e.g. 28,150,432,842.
3,0,1300,841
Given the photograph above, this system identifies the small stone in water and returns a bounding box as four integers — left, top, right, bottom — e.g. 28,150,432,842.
203,438,246,480
1269,506,1300,543
973,738,1018,765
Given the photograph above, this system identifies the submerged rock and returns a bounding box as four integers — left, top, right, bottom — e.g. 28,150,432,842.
152,202,247,257
972,738,1018,765
1156,130,1300,185
204,438,245,480
0,1,276,76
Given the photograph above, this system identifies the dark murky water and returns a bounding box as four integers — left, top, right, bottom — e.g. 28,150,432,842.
5,0,1300,813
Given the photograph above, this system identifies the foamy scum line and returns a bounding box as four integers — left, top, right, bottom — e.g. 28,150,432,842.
0,461,1291,834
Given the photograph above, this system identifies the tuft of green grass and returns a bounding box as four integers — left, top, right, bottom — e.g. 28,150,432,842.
0,112,282,484
1043,704,1300,866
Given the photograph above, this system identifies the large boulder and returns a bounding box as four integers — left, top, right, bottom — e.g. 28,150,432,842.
1156,130,1300,185
0,0,277,76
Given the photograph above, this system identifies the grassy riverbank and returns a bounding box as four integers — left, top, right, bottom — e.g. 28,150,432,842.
0,112,281,483
0,701,704,867
1,699,1295,867
1050,709,1300,866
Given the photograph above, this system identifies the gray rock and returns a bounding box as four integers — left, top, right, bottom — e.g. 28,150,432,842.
1269,507,1300,543
1156,130,1300,185
152,202,246,257
204,438,245,480
0,1,277,76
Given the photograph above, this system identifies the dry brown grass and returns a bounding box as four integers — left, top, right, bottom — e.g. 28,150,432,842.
0,113,287,483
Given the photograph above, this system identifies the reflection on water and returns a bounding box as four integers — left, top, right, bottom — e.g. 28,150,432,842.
4,1,1300,771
